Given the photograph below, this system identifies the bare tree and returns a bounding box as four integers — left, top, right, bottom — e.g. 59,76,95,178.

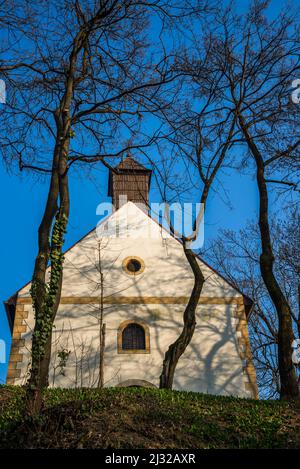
205,208,300,398
96,241,106,388
151,0,300,397
0,0,210,413
193,0,300,399
147,45,239,387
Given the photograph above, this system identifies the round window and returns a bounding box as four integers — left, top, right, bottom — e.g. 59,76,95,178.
122,256,145,275
126,259,142,273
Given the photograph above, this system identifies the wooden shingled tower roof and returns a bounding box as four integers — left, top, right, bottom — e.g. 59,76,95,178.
108,155,152,209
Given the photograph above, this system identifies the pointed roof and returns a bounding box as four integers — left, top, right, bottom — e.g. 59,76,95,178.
115,155,152,173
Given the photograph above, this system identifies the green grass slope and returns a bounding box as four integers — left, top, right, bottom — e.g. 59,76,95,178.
0,385,299,449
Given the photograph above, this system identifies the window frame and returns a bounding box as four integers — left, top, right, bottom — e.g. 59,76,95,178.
122,256,145,276
117,320,150,354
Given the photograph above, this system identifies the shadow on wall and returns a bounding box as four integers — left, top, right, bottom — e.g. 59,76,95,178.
17,224,248,397
46,301,245,397
173,304,244,396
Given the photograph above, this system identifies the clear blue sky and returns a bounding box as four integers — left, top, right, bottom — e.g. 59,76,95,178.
0,0,293,384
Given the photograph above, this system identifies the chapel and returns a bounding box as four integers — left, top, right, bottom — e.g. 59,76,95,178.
5,156,258,398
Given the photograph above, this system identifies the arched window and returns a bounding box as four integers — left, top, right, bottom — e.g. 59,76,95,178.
117,320,150,354
122,323,145,350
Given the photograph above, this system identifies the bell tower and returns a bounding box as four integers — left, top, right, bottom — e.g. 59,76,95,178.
108,155,152,210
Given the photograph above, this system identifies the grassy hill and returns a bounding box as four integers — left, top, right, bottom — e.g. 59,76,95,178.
0,385,299,449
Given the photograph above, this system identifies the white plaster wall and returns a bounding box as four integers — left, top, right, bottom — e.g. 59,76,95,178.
14,202,250,397
18,202,240,300
16,301,249,397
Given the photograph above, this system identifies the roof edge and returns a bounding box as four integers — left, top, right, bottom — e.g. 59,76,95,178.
3,293,18,333
4,201,253,320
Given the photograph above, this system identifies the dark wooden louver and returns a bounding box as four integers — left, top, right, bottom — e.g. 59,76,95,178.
108,155,152,210
122,323,146,350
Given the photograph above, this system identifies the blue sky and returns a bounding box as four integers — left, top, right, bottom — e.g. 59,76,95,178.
0,0,295,384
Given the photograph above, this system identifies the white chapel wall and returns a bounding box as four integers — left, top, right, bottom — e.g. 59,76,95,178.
13,203,250,397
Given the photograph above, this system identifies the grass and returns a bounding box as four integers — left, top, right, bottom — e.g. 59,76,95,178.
0,385,299,449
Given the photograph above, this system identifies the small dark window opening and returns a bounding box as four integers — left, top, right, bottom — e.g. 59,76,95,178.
122,323,146,350
126,258,142,273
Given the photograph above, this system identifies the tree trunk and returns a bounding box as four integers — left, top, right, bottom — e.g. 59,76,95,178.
297,285,300,340
239,114,299,400
97,256,105,388
25,140,60,414
26,133,70,414
159,247,205,388
26,27,80,413
99,323,106,388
